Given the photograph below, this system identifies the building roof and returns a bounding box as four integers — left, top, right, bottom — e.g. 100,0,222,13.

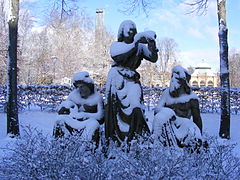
192,60,215,76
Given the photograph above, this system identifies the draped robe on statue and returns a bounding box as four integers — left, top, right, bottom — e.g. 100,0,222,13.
105,20,158,144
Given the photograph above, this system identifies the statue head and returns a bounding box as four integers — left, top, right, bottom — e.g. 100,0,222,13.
72,72,95,98
169,65,191,97
117,20,137,43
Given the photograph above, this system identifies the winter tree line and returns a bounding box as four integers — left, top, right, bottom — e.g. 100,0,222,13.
0,84,239,114
1,0,240,88
0,0,179,87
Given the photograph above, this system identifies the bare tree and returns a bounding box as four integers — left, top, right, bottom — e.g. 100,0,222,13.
217,0,230,139
177,0,231,139
7,0,20,136
157,37,179,87
185,0,208,15
48,0,79,25
119,0,154,15
229,49,240,88
138,37,180,88
138,60,158,87
17,9,33,84
21,9,114,86
0,0,8,84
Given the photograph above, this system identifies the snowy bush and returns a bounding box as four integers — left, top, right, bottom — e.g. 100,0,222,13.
0,85,240,114
0,128,240,180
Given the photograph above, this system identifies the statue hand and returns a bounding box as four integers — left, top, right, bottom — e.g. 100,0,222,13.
148,40,159,52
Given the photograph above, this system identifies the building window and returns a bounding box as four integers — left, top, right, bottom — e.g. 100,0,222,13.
208,81,214,87
192,81,198,87
200,81,206,87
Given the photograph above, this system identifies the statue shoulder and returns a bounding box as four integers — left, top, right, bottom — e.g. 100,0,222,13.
67,89,80,103
110,41,135,57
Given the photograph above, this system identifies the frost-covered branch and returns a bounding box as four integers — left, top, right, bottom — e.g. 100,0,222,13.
185,0,209,15
119,0,155,15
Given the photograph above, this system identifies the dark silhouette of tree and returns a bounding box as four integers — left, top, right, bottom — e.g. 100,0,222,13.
187,0,230,139
7,0,20,136
217,0,230,139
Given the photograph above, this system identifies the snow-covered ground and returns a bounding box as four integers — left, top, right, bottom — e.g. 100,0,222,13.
1,111,239,157
0,110,240,179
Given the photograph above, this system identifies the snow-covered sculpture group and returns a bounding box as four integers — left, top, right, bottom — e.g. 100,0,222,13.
53,20,204,151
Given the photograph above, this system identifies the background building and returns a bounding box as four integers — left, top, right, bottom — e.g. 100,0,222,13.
190,61,219,87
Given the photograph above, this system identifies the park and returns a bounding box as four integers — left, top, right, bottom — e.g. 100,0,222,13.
1,0,240,179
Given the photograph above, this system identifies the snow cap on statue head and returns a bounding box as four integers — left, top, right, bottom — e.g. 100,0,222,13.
118,20,137,42
171,65,191,82
72,72,95,94
169,65,191,97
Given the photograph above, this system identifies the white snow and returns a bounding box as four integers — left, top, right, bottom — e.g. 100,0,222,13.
133,31,156,42
110,42,135,57
72,71,94,84
172,116,202,140
1,111,240,157
111,30,157,58
155,89,198,113
117,20,136,39
56,115,99,141
7,0,18,23
105,66,143,115
58,88,104,121
153,107,202,146
152,107,175,136
117,115,130,132
169,65,190,94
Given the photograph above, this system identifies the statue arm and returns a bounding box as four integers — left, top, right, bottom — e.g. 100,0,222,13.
110,42,139,63
154,89,168,114
74,97,104,124
58,100,76,115
141,40,158,63
190,99,203,134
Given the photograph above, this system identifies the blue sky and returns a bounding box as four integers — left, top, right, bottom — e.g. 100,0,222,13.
23,0,240,71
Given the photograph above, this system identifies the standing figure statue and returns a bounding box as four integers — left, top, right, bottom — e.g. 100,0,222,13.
105,20,158,144
153,66,204,151
53,72,104,145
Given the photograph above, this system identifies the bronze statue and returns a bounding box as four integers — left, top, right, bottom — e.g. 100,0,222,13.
105,20,158,144
153,66,204,151
53,72,104,145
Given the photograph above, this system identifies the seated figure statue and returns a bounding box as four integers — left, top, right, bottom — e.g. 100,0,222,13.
105,20,158,144
153,66,204,151
53,72,104,144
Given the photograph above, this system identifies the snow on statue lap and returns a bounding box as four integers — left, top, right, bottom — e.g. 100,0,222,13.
153,66,204,152
105,20,158,144
53,72,104,146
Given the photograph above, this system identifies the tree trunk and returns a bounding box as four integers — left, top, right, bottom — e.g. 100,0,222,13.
217,0,230,139
7,0,20,136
